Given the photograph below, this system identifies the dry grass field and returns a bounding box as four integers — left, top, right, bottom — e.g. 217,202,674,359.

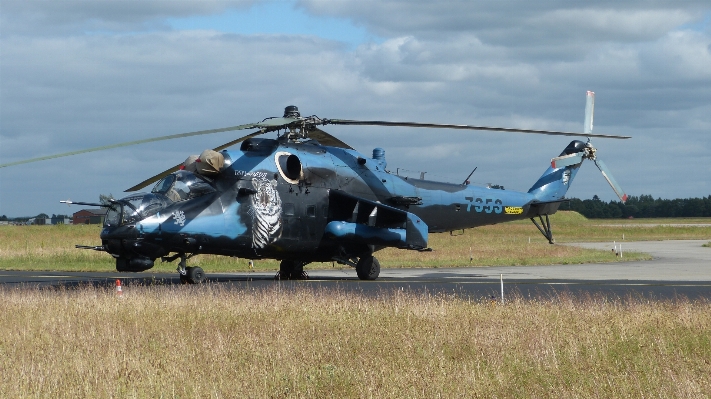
2,214,710,397
6,212,709,273
1,285,709,398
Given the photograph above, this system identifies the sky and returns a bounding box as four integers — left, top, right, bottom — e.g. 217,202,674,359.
1,0,710,217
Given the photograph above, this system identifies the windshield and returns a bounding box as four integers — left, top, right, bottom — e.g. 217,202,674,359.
102,193,170,227
121,194,169,224
104,204,121,227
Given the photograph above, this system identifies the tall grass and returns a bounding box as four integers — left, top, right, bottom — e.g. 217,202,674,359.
3,212,709,272
1,285,709,398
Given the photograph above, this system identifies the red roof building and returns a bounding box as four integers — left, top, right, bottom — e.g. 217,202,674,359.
72,208,108,225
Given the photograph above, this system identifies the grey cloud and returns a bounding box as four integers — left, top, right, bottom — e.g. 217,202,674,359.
300,1,705,49
1,32,350,144
1,2,710,217
0,0,259,36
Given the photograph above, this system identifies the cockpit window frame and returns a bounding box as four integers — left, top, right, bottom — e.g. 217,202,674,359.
151,174,177,195
120,200,142,225
104,203,122,227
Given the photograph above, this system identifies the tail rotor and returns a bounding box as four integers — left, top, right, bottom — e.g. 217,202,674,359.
549,91,628,203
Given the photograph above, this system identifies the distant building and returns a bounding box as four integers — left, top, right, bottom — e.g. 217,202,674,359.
73,208,108,225
50,215,72,225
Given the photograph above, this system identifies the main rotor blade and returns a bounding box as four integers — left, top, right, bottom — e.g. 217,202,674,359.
324,119,631,139
594,159,628,203
59,200,109,207
0,122,263,169
124,130,263,192
124,162,184,193
308,127,354,149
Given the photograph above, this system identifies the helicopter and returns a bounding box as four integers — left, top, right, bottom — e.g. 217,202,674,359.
3,91,629,282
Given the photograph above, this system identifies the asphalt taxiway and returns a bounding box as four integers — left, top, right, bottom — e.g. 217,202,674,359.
1,240,709,299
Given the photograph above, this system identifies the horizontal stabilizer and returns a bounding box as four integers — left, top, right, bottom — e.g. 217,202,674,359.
550,152,584,169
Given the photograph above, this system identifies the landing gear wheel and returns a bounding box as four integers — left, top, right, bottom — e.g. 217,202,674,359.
185,266,205,284
179,273,189,284
277,260,308,280
356,255,380,280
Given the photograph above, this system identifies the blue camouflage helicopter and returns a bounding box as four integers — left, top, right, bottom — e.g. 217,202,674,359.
4,92,629,282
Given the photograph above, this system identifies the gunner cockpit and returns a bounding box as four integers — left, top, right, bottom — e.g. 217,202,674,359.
103,171,216,227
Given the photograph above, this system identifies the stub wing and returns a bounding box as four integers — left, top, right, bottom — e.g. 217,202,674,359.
326,190,428,250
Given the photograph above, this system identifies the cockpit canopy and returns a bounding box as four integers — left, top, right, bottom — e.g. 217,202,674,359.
107,193,169,226
104,171,216,227
151,170,216,202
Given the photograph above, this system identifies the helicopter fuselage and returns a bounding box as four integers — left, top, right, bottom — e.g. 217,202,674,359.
99,137,569,272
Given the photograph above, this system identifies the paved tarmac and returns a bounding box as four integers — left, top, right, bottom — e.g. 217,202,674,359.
1,240,709,300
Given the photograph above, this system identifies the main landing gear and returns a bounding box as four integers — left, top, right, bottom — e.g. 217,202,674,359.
276,260,309,280
276,254,381,281
356,255,380,280
333,251,382,280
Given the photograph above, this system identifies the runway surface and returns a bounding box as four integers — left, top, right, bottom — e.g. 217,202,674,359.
1,240,709,299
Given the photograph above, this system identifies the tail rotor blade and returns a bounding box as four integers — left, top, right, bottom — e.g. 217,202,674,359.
584,91,595,134
550,152,584,169
594,159,628,203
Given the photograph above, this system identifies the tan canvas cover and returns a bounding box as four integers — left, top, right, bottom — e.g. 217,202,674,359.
196,149,224,176
183,155,199,172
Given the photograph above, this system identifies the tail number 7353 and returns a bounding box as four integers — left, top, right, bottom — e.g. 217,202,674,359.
464,196,503,213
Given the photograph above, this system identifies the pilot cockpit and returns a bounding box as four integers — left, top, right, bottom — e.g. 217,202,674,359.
151,170,216,202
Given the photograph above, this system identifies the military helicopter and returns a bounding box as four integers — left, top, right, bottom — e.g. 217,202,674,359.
3,91,629,282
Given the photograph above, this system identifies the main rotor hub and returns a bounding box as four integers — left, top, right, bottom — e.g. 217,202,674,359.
283,105,300,118
584,142,597,160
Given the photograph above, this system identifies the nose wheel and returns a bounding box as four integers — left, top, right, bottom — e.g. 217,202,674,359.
179,266,205,284
171,253,205,284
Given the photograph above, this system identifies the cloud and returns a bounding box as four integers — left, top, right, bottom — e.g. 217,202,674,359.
300,1,706,39
1,1,710,217
0,0,259,36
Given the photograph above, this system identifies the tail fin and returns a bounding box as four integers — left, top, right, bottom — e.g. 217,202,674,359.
528,140,586,201
528,91,597,202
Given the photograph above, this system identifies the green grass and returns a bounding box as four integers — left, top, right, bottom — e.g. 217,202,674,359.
2,212,709,272
1,286,709,398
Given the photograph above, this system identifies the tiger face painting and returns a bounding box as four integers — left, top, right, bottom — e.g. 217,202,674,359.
249,177,282,248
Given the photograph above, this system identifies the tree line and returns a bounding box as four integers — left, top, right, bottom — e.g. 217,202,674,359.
2,195,710,222
1,214,71,223
563,195,711,219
